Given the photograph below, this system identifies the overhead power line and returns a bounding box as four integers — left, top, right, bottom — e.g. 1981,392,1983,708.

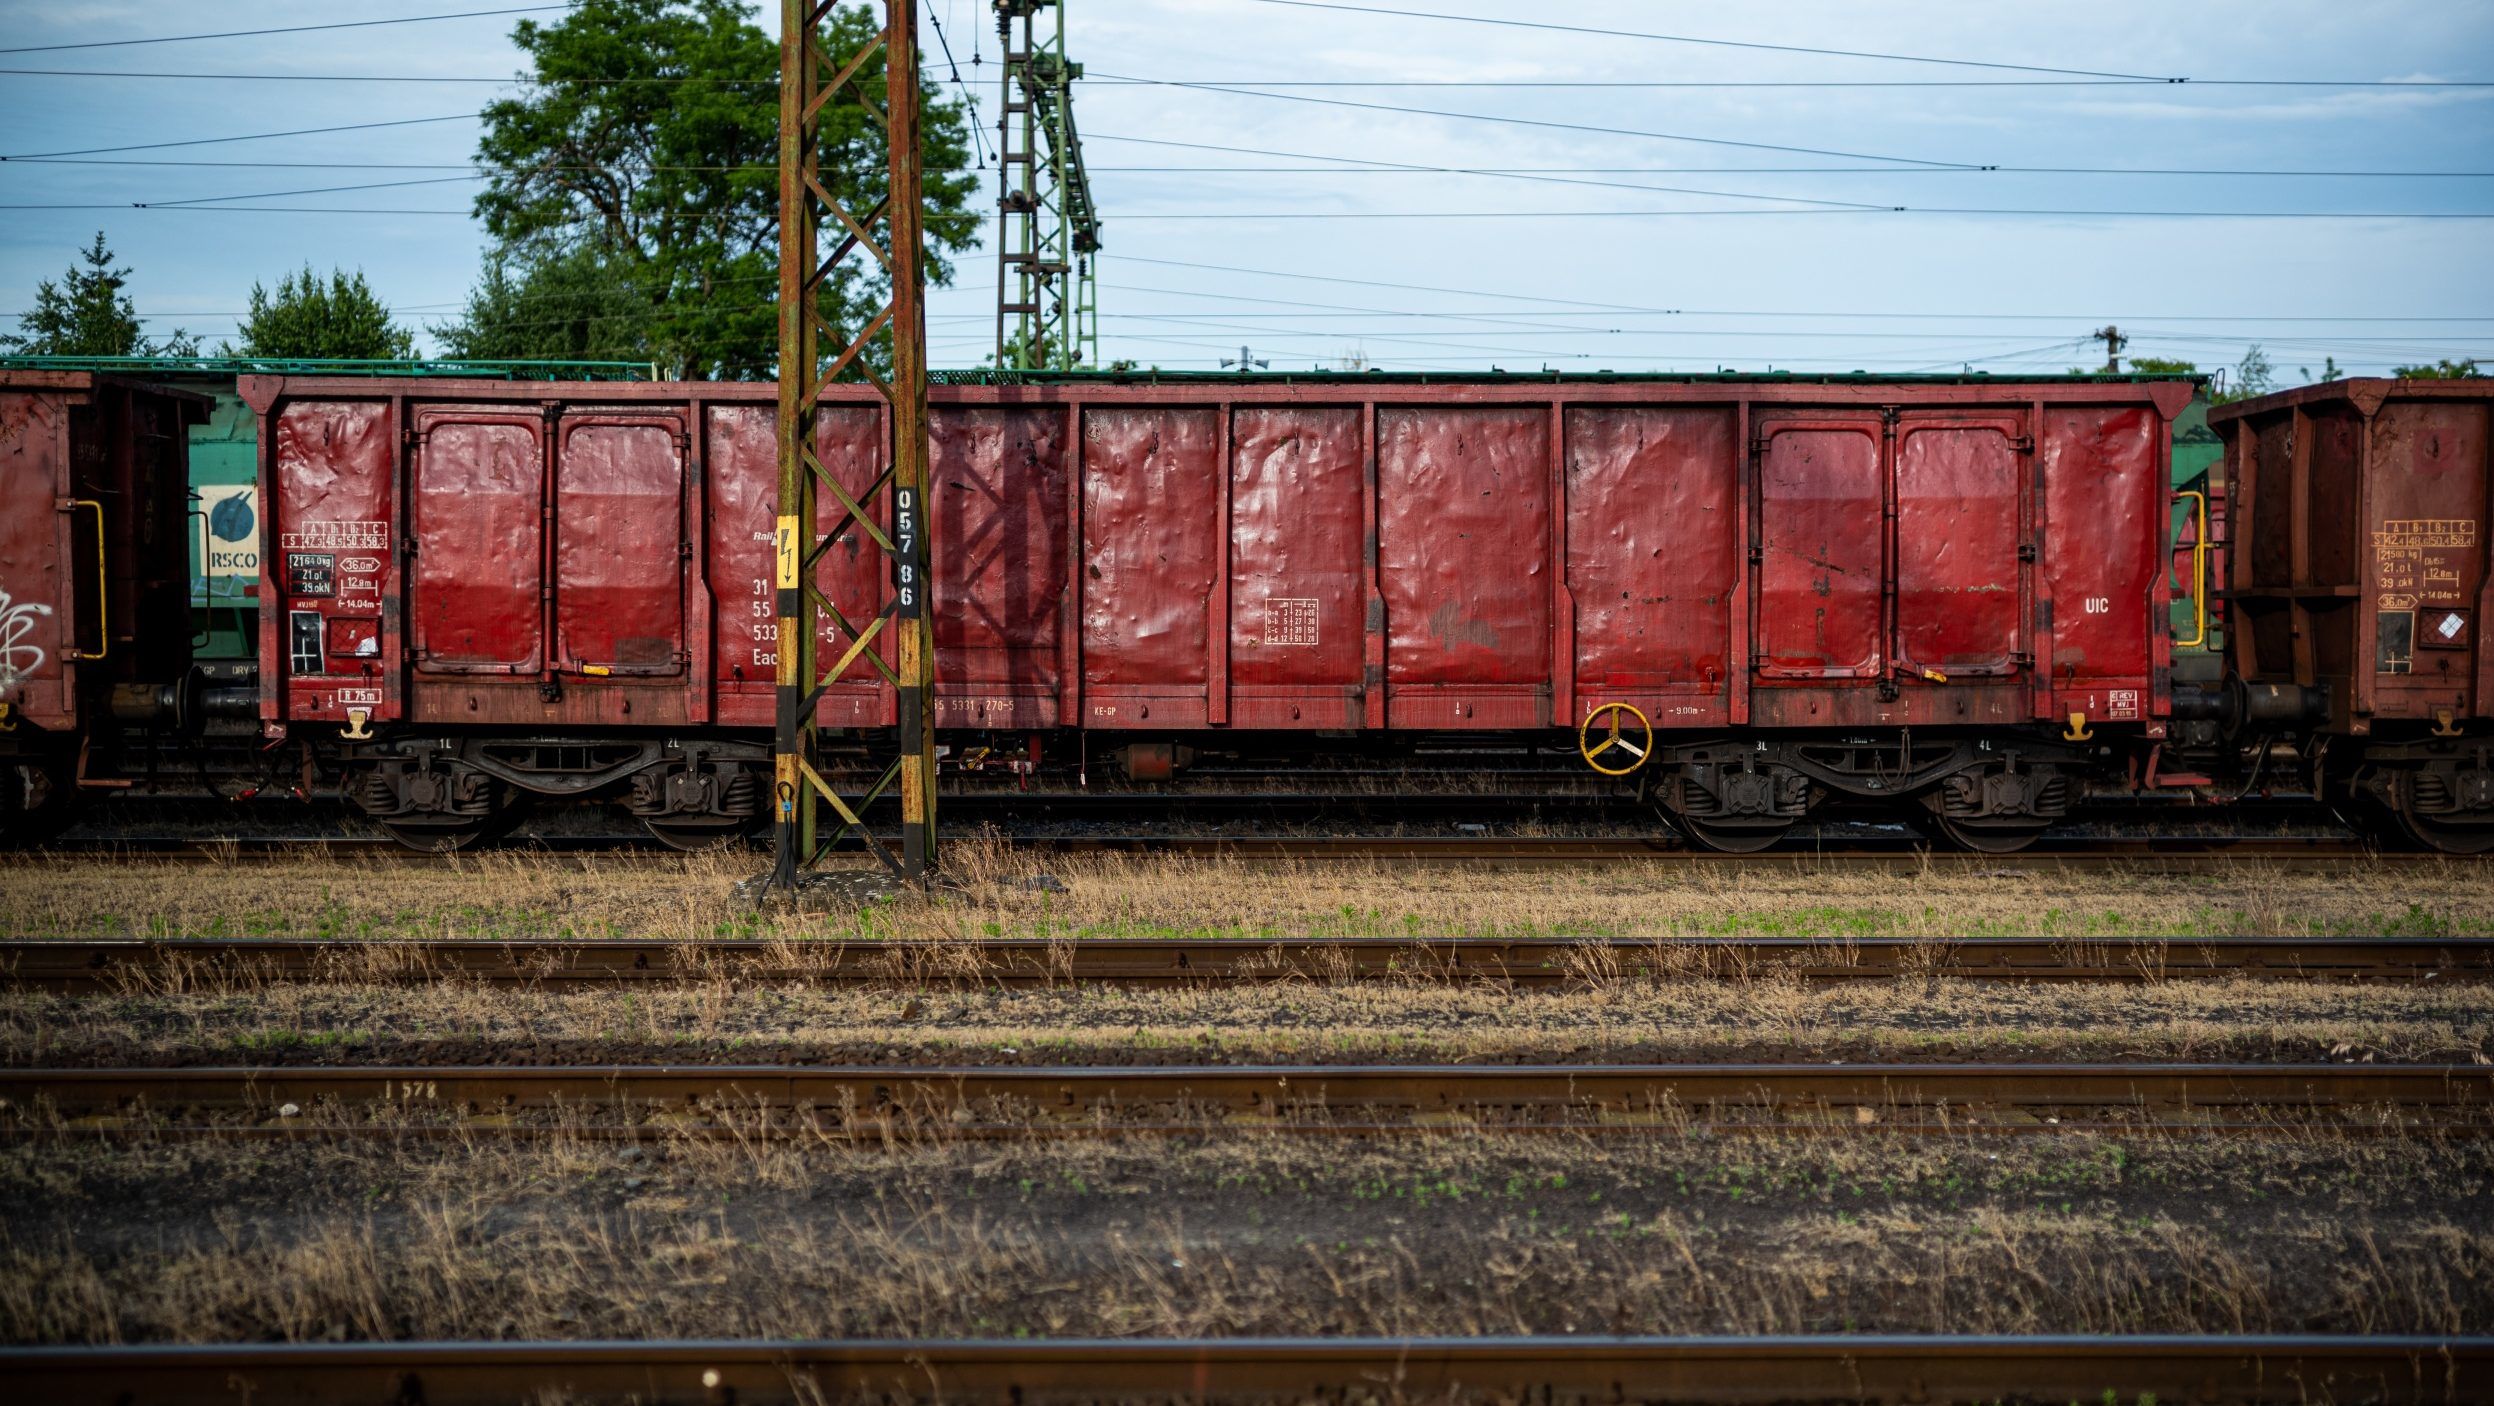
1233,0,2181,82
12,203,2490,219
0,6,575,55
9,67,2489,89
1078,133,2494,183
1084,73,1985,168
1,114,479,161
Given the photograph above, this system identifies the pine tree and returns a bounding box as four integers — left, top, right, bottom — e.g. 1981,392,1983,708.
1,232,196,356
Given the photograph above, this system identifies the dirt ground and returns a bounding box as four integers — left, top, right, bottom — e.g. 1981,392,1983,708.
5,844,2490,939
3,1128,2484,1344
6,976,2489,1068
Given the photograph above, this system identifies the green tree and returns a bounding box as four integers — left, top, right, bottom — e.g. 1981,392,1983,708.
232,265,416,360
2297,355,2343,383
440,0,979,379
2392,358,2482,379
1,231,196,356
434,249,655,363
2211,344,2276,404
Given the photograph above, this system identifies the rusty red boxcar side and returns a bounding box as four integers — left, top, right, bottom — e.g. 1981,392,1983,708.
240,373,2187,850
0,371,207,839
2210,377,2494,851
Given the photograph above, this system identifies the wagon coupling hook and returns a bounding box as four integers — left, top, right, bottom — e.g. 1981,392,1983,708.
341,707,374,741
2062,711,2093,743
1578,702,1654,777
2433,707,2461,738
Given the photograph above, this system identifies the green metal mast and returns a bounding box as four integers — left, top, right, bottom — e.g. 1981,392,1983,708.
994,0,1099,371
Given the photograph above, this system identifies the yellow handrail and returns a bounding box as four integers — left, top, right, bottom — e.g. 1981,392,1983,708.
62,499,107,662
2173,490,2209,649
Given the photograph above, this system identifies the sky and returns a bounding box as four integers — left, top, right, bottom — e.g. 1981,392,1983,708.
2,0,2491,378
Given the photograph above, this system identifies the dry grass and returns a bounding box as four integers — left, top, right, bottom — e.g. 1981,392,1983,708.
2,1126,2485,1344
6,975,2487,1068
4,842,2490,940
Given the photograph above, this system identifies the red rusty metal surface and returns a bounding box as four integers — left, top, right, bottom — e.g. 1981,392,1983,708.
704,403,779,725
409,410,540,674
274,399,399,724
705,404,889,729
931,406,1066,726
1081,406,1217,691
0,386,69,728
2213,379,2494,728
2364,399,2486,719
1756,413,1884,682
553,414,685,676
2041,406,2162,724
1894,415,2024,678
1564,407,1738,707
1229,407,1365,727
1377,406,1549,701
238,375,2186,743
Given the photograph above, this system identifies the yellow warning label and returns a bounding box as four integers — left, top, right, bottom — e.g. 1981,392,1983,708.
774,515,799,590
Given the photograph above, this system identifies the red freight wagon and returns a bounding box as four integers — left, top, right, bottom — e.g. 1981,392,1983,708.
0,371,207,840
240,374,2190,851
2209,378,2494,852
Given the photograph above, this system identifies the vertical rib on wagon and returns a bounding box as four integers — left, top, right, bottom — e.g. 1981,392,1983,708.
767,0,938,893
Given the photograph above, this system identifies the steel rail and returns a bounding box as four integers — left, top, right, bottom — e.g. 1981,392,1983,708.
1,1334,2485,1405
24,832,2433,869
7,935,2491,991
4,1063,2485,1137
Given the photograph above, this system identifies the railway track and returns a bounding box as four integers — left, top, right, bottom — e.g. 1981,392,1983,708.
8,935,2490,990
24,831,2436,869
5,1062,2486,1138
2,1334,2485,1406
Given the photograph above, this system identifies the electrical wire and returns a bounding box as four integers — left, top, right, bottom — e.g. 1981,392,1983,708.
1231,0,2181,82
0,6,576,56
1082,72,1986,169
1,114,481,162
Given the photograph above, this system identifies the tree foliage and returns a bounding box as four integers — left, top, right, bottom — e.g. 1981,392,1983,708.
2392,358,2482,379
433,248,655,363
232,265,416,360
0,232,195,356
436,0,981,379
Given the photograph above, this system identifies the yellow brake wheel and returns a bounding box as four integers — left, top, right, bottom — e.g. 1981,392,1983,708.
1577,701,1653,777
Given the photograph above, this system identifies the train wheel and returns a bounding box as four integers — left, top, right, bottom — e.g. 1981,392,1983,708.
1933,815,2048,855
2391,808,2494,856
1676,816,1792,853
377,800,529,854
641,816,753,852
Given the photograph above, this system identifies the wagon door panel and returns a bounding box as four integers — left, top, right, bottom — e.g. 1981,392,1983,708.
555,414,685,676
1082,406,1218,707
1378,406,1550,724
274,399,399,721
1565,406,1738,715
410,412,543,674
931,406,1067,727
1893,415,2025,678
1229,406,1365,727
1755,416,1884,681
702,404,890,729
2041,405,2161,722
